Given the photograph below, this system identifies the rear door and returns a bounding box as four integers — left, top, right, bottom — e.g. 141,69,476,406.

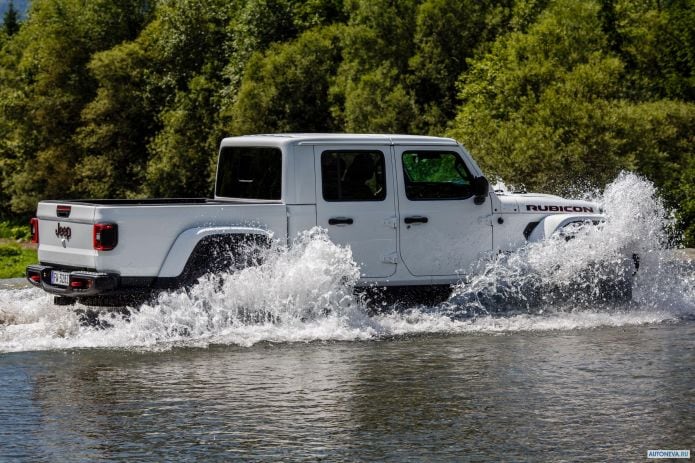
314,145,397,278
395,147,493,277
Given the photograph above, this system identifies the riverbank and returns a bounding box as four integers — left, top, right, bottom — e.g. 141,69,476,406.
0,240,36,279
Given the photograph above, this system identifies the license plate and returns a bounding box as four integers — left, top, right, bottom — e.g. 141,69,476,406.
51,271,70,286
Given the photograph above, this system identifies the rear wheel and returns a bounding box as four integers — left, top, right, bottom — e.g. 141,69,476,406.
180,234,270,286
54,296,76,306
74,307,130,328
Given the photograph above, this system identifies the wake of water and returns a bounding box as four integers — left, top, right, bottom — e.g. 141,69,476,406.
449,172,693,314
0,173,693,352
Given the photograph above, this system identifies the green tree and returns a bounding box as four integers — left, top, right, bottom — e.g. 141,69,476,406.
79,0,239,199
76,40,154,198
329,0,420,132
2,1,20,36
0,0,153,213
228,25,344,134
145,75,222,197
450,0,695,245
612,0,695,101
619,100,695,245
331,0,521,134
675,158,695,245
143,0,240,197
408,0,516,133
1,0,692,244
451,2,620,186
220,0,343,127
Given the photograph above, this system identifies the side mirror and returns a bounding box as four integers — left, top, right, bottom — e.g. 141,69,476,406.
472,176,489,205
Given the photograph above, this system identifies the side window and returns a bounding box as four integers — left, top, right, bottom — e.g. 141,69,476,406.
402,151,473,200
321,150,386,201
216,147,282,199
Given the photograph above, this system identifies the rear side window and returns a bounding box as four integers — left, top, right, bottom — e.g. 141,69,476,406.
321,150,386,201
402,151,473,200
216,147,282,199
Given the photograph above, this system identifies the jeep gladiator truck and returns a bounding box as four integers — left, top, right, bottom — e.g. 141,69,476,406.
26,134,601,305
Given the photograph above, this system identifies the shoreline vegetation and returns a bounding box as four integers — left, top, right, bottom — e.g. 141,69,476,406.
0,241,36,279
0,219,36,278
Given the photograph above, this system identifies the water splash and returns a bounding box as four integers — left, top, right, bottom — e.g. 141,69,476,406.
104,228,377,348
448,172,692,315
0,173,692,352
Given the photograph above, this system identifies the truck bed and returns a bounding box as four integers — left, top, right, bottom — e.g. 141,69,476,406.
36,199,289,277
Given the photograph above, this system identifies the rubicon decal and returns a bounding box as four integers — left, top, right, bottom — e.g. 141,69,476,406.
55,223,72,240
526,205,594,213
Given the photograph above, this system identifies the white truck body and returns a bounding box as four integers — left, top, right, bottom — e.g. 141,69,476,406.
27,134,601,301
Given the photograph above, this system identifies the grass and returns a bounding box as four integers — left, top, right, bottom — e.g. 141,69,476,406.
0,219,35,278
0,242,37,278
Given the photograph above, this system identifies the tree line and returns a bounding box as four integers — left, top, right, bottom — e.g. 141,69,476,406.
1,0,693,245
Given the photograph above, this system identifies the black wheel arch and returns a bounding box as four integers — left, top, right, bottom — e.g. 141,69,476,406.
178,233,272,285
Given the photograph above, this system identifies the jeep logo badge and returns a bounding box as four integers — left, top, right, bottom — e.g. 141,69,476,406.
55,223,72,240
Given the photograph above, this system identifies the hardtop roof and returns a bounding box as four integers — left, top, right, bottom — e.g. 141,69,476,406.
220,133,459,148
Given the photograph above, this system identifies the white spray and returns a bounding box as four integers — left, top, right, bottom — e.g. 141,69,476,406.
0,173,692,352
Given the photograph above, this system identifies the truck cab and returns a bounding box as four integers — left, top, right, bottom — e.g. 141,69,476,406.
269,134,495,285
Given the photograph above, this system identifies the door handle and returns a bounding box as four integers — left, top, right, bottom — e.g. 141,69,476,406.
404,216,428,224
328,217,354,226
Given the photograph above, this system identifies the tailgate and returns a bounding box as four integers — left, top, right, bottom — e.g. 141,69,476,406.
36,202,97,269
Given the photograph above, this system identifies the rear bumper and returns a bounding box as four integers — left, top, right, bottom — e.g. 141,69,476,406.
26,264,119,297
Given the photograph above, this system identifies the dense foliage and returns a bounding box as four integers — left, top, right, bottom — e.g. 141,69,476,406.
1,0,693,245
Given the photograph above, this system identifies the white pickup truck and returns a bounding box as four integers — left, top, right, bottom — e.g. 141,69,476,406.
26,134,601,305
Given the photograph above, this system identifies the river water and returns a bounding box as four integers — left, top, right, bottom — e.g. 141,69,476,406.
1,173,693,461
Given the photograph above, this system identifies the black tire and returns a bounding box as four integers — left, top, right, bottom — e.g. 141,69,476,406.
179,234,270,286
54,296,77,306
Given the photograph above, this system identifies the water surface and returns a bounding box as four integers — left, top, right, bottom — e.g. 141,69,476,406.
1,322,692,461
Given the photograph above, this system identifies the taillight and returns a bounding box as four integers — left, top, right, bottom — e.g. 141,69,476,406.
30,218,39,244
93,223,118,251
27,269,42,285
70,277,93,289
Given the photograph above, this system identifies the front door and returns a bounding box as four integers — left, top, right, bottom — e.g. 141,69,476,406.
315,146,398,278
395,147,493,277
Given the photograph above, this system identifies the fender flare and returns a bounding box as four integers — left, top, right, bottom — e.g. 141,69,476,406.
158,226,274,278
527,214,605,242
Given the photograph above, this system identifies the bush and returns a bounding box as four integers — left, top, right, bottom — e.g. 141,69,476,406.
0,220,30,240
